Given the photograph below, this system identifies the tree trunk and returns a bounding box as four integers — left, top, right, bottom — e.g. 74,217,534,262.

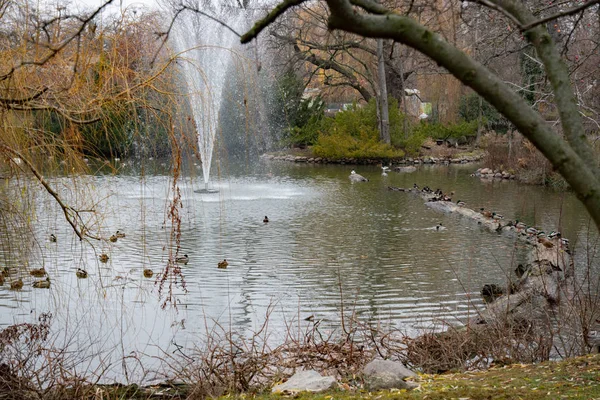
477,95,482,145
377,39,390,144
397,46,409,139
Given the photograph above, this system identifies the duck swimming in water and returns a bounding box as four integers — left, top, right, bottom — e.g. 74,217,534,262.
143,269,153,278
218,259,228,269
33,277,51,289
30,268,46,277
49,234,57,243
175,254,189,264
263,216,269,223
115,231,126,238
109,235,118,243
10,279,23,290
349,170,368,182
99,254,109,263
76,268,88,278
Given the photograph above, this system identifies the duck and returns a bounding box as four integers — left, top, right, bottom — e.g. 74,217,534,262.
515,220,527,231
492,212,504,221
217,259,228,269
76,268,88,278
538,237,554,249
30,268,46,277
526,227,538,236
263,216,269,223
536,231,547,238
143,269,153,278
435,223,444,231
99,254,109,263
548,231,561,239
479,208,493,218
456,200,466,207
49,234,57,243
175,254,189,264
109,235,118,243
32,277,51,289
10,279,23,290
115,231,126,238
349,170,368,182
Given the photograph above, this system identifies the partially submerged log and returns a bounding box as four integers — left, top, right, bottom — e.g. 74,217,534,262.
389,184,599,358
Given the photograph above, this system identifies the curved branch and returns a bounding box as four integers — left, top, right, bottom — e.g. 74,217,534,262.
491,0,600,177
521,0,600,31
241,0,307,43
293,44,373,101
0,87,48,105
0,143,101,241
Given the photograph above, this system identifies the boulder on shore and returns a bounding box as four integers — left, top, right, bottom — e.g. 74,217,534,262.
363,359,417,390
271,370,336,393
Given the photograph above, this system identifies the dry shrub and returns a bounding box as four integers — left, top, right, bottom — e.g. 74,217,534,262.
400,318,552,374
480,131,567,187
156,313,373,398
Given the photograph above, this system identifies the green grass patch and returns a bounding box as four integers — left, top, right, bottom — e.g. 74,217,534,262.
232,354,600,400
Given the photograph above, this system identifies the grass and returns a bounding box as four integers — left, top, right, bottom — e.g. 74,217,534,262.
228,354,600,400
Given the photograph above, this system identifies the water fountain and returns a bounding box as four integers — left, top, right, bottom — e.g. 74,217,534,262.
174,4,246,193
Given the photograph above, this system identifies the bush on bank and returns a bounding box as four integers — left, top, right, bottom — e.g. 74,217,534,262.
283,97,483,160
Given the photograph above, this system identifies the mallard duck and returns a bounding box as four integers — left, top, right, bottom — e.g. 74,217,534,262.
33,277,51,289
515,220,527,231
217,259,228,269
492,212,504,221
538,237,554,249
99,254,109,263
30,268,46,277
115,230,126,238
536,231,547,238
76,268,88,278
456,200,466,207
548,231,561,239
263,216,269,223
10,279,23,290
109,235,118,243
49,234,57,243
2,266,16,276
526,227,538,236
349,170,368,182
143,269,153,278
435,223,444,231
480,208,493,218
175,254,189,264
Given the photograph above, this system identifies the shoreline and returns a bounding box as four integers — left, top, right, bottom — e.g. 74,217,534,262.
259,152,484,165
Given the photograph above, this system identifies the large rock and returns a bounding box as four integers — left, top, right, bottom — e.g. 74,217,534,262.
363,359,417,390
271,370,336,393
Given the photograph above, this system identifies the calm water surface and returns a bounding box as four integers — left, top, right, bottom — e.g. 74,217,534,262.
0,160,597,381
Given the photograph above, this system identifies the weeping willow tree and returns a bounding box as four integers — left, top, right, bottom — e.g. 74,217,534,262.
0,2,183,240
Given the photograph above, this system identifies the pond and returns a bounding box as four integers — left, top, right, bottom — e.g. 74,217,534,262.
0,159,596,382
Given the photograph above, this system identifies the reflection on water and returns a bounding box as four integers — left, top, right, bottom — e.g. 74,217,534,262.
0,160,597,381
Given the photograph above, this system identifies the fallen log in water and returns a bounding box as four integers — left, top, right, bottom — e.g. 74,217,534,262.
389,185,599,360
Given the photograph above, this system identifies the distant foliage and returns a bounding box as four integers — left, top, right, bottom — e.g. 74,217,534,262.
313,100,404,159
459,93,510,133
